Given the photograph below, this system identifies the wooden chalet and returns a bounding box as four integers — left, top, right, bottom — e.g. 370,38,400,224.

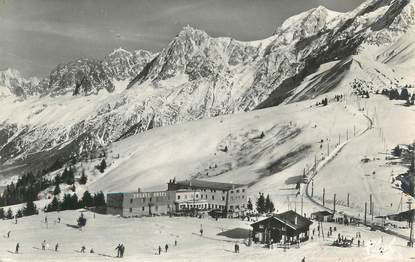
251,210,312,245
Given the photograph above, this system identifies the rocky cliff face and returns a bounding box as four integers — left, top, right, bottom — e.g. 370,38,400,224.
0,0,414,174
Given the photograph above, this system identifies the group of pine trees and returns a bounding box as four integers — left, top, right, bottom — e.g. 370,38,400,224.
0,200,38,220
382,87,415,104
255,193,275,214
0,173,53,207
46,191,105,212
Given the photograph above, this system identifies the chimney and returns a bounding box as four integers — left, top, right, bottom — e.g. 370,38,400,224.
137,187,141,193
294,216,298,225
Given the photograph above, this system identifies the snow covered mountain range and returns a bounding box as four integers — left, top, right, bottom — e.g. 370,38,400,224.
1,0,415,177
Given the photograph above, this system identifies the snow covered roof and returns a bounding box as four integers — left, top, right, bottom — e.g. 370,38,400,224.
251,210,313,231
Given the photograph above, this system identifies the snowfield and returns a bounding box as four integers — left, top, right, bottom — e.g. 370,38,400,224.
0,210,414,262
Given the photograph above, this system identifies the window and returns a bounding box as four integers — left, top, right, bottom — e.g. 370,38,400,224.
230,191,234,194
142,206,145,211
130,199,133,204
129,208,132,213
236,190,239,193
222,196,225,201
242,189,245,192
196,194,199,198
212,195,214,200
178,195,181,200
150,197,152,202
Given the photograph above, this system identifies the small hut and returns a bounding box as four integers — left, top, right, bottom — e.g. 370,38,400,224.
251,210,312,245
311,210,334,222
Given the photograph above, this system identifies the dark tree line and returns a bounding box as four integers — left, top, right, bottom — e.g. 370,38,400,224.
46,191,106,212
0,173,53,207
1,165,90,207
0,200,38,220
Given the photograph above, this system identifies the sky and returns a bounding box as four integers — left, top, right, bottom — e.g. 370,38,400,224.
0,0,364,78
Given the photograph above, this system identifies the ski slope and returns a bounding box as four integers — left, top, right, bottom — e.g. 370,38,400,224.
0,209,413,262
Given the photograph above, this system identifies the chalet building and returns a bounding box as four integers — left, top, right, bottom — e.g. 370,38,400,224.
251,211,312,244
106,189,176,217
106,179,248,217
168,179,248,215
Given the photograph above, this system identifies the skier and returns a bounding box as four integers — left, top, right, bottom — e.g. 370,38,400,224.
120,244,125,258
115,244,121,257
158,245,162,255
81,246,86,253
234,243,240,253
15,243,20,254
358,239,361,247
174,239,177,246
90,248,95,253
41,240,46,250
302,257,306,262
57,217,61,223
165,244,168,253
200,228,203,236
55,243,59,252
7,231,11,238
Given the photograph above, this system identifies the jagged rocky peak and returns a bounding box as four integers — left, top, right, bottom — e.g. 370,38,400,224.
128,25,270,87
275,5,344,43
46,58,115,96
102,47,156,81
0,68,41,98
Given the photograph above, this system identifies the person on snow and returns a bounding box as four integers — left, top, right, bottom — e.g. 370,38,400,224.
90,248,95,253
165,244,168,253
55,243,59,252
41,240,46,250
158,246,162,255
174,239,177,247
301,257,306,262
81,246,86,253
200,228,203,236
15,243,20,254
7,231,11,238
120,244,125,258
115,244,122,257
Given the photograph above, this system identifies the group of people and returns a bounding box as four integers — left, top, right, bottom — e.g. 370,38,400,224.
115,243,125,258
157,239,177,255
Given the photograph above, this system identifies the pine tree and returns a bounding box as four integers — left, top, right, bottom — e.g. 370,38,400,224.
16,209,23,218
61,194,72,210
256,193,265,214
46,196,60,212
70,194,79,210
98,159,107,173
79,171,87,185
81,191,94,207
23,200,37,216
53,184,61,195
77,213,87,228
93,191,106,207
265,194,275,213
6,208,13,219
247,198,253,211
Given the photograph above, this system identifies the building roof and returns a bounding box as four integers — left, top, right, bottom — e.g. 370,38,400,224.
175,179,246,191
251,210,313,231
311,210,333,217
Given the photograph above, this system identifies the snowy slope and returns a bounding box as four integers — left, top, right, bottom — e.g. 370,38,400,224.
88,96,368,197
